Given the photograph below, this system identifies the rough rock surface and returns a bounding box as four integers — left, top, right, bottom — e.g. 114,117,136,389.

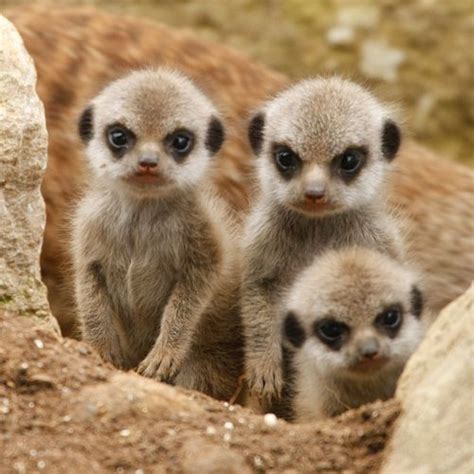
0,16,55,329
382,285,474,473
0,311,400,473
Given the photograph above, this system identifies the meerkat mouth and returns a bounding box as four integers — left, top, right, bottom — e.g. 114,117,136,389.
349,357,389,373
293,200,337,216
126,173,166,186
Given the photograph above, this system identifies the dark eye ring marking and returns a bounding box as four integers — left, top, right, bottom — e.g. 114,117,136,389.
313,318,350,350
165,128,195,162
105,123,136,158
272,143,302,180
333,146,367,182
375,304,403,337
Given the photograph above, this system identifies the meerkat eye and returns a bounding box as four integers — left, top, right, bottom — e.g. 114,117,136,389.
314,319,350,349
166,129,194,160
106,125,135,157
272,145,301,178
335,147,367,180
375,305,403,336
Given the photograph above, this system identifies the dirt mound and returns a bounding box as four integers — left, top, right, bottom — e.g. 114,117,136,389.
0,312,400,473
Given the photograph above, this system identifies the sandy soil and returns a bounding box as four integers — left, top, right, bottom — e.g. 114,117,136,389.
0,311,401,473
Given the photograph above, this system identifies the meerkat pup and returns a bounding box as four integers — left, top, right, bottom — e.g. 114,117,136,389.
272,247,426,422
242,77,404,400
72,68,243,400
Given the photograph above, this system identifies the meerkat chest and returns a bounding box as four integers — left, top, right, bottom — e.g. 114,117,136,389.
100,204,190,316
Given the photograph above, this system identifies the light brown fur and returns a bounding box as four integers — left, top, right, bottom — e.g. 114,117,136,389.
274,247,426,423
72,69,243,400
5,6,474,336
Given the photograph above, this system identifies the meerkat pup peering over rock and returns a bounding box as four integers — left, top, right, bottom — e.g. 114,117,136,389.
72,68,243,400
242,77,405,400
273,247,426,422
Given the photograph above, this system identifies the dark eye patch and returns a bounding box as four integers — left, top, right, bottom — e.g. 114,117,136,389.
271,143,302,180
313,318,350,351
105,123,136,158
283,311,306,348
410,285,423,318
332,146,367,183
165,128,195,162
374,304,404,337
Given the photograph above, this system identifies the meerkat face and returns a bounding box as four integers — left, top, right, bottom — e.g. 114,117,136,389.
78,69,224,198
248,78,400,217
281,249,425,381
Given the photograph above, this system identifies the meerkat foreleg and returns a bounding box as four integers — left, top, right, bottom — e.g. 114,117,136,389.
137,250,218,382
242,278,285,400
77,260,131,369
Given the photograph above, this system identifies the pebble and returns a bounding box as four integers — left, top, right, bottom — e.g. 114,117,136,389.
34,339,44,349
206,426,217,435
224,421,234,431
120,429,131,437
263,413,278,427
253,455,264,468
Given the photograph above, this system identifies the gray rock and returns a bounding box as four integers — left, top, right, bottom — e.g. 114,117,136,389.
382,284,474,473
0,16,57,331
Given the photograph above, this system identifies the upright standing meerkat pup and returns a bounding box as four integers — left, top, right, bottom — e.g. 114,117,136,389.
243,77,404,400
274,247,426,422
73,68,243,400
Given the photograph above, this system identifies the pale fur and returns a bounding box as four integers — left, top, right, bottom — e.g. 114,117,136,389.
242,77,405,400
275,247,426,423
72,69,243,400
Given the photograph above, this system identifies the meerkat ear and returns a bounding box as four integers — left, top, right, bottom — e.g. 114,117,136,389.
382,119,401,161
410,285,424,318
78,105,94,143
205,117,225,155
283,311,306,348
248,112,265,155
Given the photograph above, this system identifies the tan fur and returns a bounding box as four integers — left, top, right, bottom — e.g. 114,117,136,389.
242,78,405,400
72,69,243,400
274,247,426,423
5,6,473,335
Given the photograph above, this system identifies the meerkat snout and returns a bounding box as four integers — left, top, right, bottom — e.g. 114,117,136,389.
356,336,381,359
137,155,158,172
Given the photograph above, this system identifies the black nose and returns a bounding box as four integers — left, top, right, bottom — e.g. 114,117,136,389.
138,157,158,171
359,339,380,359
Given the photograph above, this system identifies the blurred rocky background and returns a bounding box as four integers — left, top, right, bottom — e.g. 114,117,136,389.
1,0,472,165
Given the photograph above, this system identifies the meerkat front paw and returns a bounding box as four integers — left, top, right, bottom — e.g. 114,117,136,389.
137,344,186,383
246,350,284,400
